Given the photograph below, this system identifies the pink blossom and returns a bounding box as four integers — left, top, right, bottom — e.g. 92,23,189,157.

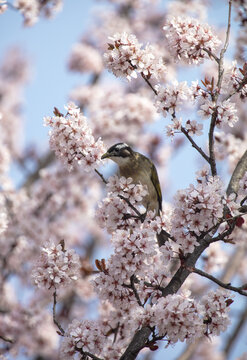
171,176,225,253
164,16,221,64
155,81,192,117
103,32,166,81
32,242,80,290
44,102,106,172
68,43,103,74
185,119,203,136
201,289,232,336
216,100,239,128
151,294,202,343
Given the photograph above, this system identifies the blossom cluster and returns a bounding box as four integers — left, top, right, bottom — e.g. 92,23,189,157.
68,43,103,74
32,241,80,289
222,61,247,99
11,0,62,26
151,294,202,343
164,16,221,64
96,175,150,233
93,227,159,308
103,32,166,81
70,84,158,145
171,175,225,254
202,289,231,336
44,103,105,171
155,81,192,117
198,99,239,128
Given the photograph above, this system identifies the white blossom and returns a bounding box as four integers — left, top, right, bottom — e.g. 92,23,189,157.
164,16,221,64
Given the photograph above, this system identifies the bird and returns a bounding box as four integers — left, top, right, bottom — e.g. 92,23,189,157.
101,143,168,245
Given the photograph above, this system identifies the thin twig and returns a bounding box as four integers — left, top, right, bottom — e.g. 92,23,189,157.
140,73,158,95
53,290,65,335
181,126,210,163
190,267,247,296
208,0,232,177
94,168,107,184
208,110,218,176
118,194,143,218
0,334,14,343
202,48,220,63
130,275,144,307
75,346,104,360
224,76,247,102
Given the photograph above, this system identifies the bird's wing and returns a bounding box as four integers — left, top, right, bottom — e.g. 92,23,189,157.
150,163,162,212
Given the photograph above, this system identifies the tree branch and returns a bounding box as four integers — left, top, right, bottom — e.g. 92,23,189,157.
181,126,210,163
227,150,247,195
53,290,65,336
94,168,107,184
0,334,14,344
75,347,104,360
190,267,247,296
208,0,232,177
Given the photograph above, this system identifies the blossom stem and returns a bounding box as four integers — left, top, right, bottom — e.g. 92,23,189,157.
140,72,158,95
190,267,247,296
52,290,65,336
0,335,14,343
74,347,104,360
94,168,107,184
181,126,210,163
202,48,220,63
224,75,247,102
208,0,232,177
130,275,144,307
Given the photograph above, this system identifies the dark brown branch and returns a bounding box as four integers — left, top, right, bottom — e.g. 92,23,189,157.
224,76,247,102
208,110,218,176
181,126,210,163
140,73,158,95
118,194,143,218
227,150,247,195
130,275,144,307
53,290,65,336
94,168,107,184
119,327,152,360
191,267,247,296
75,347,104,360
0,334,14,343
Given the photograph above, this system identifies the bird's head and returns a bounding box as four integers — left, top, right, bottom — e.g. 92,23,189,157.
101,143,134,166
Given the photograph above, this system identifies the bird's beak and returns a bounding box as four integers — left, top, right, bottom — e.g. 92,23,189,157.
101,152,110,160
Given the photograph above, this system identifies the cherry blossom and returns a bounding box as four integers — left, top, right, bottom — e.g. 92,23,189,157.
44,102,106,171
185,119,203,136
164,16,221,64
68,43,103,74
201,289,232,336
171,175,225,253
103,32,166,81
155,81,192,117
12,0,63,26
32,241,80,290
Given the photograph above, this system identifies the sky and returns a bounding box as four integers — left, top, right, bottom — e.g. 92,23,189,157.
1,1,246,359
